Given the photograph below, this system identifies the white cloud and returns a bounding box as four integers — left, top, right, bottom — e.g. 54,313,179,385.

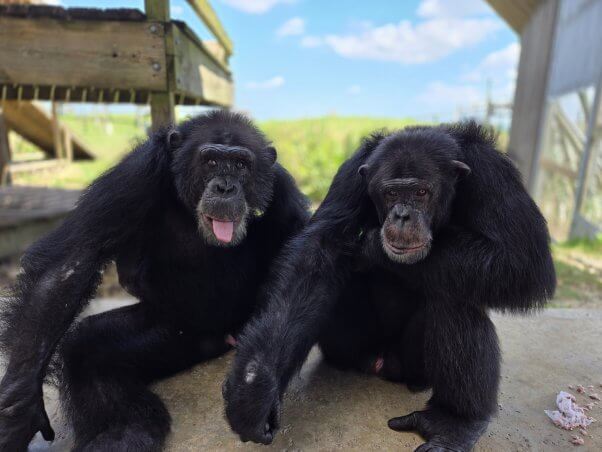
300,36,323,48
464,42,520,83
417,0,492,18
347,85,361,95
315,18,501,64
299,0,500,64
220,0,295,14
171,5,183,16
418,81,482,109
276,17,305,37
246,76,285,89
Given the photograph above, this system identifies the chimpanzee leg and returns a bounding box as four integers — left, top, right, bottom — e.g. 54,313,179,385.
318,283,384,374
59,303,230,451
388,303,499,451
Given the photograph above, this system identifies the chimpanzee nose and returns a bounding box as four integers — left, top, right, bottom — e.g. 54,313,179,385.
392,206,411,222
213,179,238,196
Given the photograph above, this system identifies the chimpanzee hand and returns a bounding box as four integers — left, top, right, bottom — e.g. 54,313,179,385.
0,379,54,452
388,406,488,452
222,357,281,445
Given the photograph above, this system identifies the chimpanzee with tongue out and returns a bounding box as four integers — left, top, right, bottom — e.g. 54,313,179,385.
0,111,309,451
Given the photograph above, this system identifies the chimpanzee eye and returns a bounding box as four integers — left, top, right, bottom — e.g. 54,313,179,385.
386,189,398,198
207,159,217,167
236,161,246,170
416,188,428,196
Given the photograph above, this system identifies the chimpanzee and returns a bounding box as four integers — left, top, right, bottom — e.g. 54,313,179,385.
223,122,556,451
0,111,309,451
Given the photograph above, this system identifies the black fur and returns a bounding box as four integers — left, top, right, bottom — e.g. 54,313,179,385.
0,111,309,451
223,122,555,450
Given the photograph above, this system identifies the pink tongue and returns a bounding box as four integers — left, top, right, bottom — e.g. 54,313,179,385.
212,220,234,243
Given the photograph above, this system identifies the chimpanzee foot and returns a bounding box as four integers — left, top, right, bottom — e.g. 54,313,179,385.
388,407,488,452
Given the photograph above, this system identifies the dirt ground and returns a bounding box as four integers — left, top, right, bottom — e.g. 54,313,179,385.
23,303,602,452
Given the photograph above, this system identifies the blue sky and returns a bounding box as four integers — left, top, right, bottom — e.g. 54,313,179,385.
62,0,519,121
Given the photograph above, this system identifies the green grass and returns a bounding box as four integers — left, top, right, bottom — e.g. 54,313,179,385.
551,237,602,307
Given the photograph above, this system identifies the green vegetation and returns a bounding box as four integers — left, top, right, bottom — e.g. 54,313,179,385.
551,237,602,307
9,113,601,306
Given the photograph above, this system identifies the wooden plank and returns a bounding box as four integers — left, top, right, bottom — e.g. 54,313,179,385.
8,159,66,174
172,23,233,107
150,92,175,130
0,16,168,91
186,0,233,56
0,110,10,186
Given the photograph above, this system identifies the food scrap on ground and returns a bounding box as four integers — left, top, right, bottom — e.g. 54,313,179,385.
544,391,596,430
577,385,586,394
590,393,600,401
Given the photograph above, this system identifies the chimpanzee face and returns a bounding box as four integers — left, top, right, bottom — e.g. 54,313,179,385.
359,130,470,264
169,113,277,247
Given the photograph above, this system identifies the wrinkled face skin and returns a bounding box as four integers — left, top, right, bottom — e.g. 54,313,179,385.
361,131,469,264
170,114,277,247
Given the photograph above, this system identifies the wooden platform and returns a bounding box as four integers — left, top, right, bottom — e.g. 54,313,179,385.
0,185,80,258
0,3,234,108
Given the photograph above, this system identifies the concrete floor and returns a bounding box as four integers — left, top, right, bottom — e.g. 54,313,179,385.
28,307,602,451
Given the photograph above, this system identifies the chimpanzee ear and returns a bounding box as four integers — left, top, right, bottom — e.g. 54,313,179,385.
451,160,471,176
167,129,182,150
265,146,277,166
358,164,370,178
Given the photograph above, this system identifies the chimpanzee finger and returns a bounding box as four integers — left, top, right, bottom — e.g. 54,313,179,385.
388,411,421,432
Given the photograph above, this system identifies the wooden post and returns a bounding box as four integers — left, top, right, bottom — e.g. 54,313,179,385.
62,128,74,162
145,1,176,131
150,91,175,130
51,102,65,159
145,0,170,22
0,107,11,185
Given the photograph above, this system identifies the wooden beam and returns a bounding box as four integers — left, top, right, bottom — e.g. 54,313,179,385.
150,92,175,131
186,0,233,56
0,110,11,186
0,16,168,91
171,23,233,107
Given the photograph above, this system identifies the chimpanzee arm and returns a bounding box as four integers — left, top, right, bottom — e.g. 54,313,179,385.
223,140,380,444
0,133,171,451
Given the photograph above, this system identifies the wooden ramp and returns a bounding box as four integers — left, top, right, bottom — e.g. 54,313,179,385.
3,101,94,160
0,186,80,258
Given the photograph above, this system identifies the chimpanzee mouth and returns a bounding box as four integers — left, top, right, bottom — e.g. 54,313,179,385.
384,241,427,255
201,215,241,244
